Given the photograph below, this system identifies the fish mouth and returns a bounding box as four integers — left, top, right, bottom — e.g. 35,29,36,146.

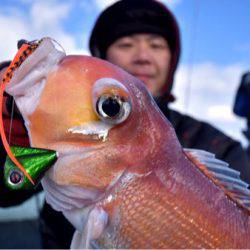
44,143,104,202
46,141,105,181
44,121,112,158
43,122,112,195
50,121,112,159
55,143,101,158
47,135,107,159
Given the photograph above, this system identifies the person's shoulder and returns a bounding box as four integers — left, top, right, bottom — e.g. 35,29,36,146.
168,108,241,154
168,108,231,137
168,108,202,129
168,108,250,183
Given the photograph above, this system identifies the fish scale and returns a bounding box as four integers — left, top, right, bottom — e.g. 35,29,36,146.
100,172,236,248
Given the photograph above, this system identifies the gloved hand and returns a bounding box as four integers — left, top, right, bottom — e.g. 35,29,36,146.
3,93,30,147
0,60,30,148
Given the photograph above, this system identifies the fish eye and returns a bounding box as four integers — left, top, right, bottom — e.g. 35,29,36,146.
93,77,132,124
96,94,131,124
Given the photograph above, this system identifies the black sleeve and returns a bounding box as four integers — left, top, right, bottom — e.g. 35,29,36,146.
0,140,42,207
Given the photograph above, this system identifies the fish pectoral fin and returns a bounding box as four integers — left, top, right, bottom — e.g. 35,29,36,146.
184,148,250,211
70,206,108,249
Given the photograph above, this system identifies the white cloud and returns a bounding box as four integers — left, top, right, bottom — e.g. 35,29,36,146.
93,0,118,10
0,0,85,61
170,62,249,145
30,1,71,31
207,105,235,122
0,14,29,61
93,0,182,10
160,0,182,9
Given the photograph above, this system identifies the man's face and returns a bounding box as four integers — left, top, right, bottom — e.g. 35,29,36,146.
106,33,171,97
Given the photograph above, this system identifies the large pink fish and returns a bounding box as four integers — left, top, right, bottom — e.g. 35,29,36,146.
5,38,250,248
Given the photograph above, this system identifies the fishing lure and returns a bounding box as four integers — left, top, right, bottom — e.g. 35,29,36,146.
0,38,57,189
5,146,57,190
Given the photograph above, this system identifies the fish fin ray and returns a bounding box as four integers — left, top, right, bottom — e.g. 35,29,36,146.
184,148,250,211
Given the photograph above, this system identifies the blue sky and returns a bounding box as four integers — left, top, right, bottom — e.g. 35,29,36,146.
0,0,250,144
176,0,250,65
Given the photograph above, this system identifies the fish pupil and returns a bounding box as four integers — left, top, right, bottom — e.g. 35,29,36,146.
102,97,121,117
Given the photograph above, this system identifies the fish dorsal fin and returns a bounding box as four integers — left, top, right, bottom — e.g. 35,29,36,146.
184,148,250,211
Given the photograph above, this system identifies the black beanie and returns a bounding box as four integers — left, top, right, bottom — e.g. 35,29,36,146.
89,0,181,97
90,0,180,57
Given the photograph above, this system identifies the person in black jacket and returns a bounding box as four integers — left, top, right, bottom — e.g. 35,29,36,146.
0,0,249,249
233,72,250,157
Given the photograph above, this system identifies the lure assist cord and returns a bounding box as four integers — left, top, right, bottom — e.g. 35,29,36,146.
183,0,200,112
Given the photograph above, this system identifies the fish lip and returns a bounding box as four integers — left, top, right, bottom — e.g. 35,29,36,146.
50,143,103,158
